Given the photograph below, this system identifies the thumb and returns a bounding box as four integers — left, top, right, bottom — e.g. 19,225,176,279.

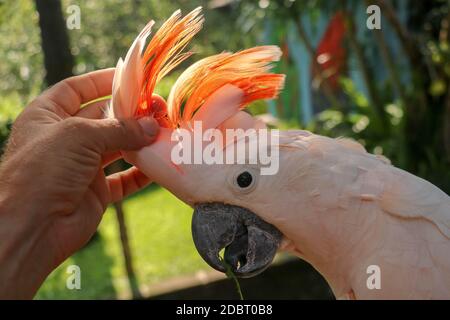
75,116,160,153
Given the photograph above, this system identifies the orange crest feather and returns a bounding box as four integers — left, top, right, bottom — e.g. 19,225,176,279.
137,7,203,119
167,46,285,127
136,8,285,129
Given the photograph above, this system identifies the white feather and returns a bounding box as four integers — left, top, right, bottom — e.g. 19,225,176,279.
111,20,155,119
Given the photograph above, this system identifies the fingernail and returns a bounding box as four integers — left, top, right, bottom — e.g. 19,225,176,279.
138,117,159,138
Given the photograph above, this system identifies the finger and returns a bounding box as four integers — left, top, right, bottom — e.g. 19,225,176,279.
64,116,160,153
39,68,115,115
94,117,159,152
107,167,151,203
89,169,109,212
102,152,122,167
76,99,110,119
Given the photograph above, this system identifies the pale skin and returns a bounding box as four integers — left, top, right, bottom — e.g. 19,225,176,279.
0,68,160,299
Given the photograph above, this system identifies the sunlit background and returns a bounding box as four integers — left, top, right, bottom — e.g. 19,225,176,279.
0,0,449,299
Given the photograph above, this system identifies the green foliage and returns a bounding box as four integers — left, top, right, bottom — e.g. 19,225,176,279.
221,257,244,300
0,93,22,150
0,0,44,98
36,186,209,299
0,0,258,105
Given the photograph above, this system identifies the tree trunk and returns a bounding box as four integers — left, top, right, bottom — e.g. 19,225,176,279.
113,200,142,299
109,162,142,299
35,0,74,85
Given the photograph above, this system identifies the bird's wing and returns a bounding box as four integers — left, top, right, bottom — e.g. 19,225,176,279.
331,135,450,239
276,132,450,239
333,135,450,239
379,166,450,239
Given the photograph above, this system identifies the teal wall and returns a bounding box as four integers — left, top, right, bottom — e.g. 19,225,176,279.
264,0,409,125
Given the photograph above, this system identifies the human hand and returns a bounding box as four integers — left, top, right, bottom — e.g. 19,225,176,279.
0,68,160,299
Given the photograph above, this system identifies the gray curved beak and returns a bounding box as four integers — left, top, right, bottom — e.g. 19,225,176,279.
191,203,282,278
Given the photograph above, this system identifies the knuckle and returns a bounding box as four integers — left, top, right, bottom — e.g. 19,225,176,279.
100,118,145,151
63,117,90,131
119,118,142,140
60,76,76,88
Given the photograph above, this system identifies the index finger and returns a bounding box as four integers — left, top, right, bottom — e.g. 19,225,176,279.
39,68,115,115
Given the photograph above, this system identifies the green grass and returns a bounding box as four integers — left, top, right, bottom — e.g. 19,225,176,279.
35,185,210,299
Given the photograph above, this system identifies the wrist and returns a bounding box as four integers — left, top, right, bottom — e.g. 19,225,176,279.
0,184,53,299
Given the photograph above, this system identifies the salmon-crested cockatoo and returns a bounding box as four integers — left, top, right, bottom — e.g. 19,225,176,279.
109,7,450,299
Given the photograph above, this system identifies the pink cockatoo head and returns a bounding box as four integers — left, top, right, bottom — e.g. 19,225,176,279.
110,7,287,277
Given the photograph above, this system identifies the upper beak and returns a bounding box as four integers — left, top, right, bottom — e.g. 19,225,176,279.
191,203,282,278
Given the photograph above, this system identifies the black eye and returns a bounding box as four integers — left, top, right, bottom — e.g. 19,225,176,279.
236,171,253,188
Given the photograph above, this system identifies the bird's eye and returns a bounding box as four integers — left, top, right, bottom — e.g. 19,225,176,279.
236,171,253,189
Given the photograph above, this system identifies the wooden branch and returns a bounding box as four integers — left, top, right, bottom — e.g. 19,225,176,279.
365,0,407,106
371,0,428,115
371,0,418,65
370,0,431,160
373,28,407,105
341,8,387,124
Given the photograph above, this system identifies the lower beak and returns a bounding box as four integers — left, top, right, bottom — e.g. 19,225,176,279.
191,203,282,278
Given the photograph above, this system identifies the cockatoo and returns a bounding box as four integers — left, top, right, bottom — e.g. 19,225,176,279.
109,8,450,299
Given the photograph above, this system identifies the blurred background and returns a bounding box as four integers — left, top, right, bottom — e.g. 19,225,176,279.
0,0,449,299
